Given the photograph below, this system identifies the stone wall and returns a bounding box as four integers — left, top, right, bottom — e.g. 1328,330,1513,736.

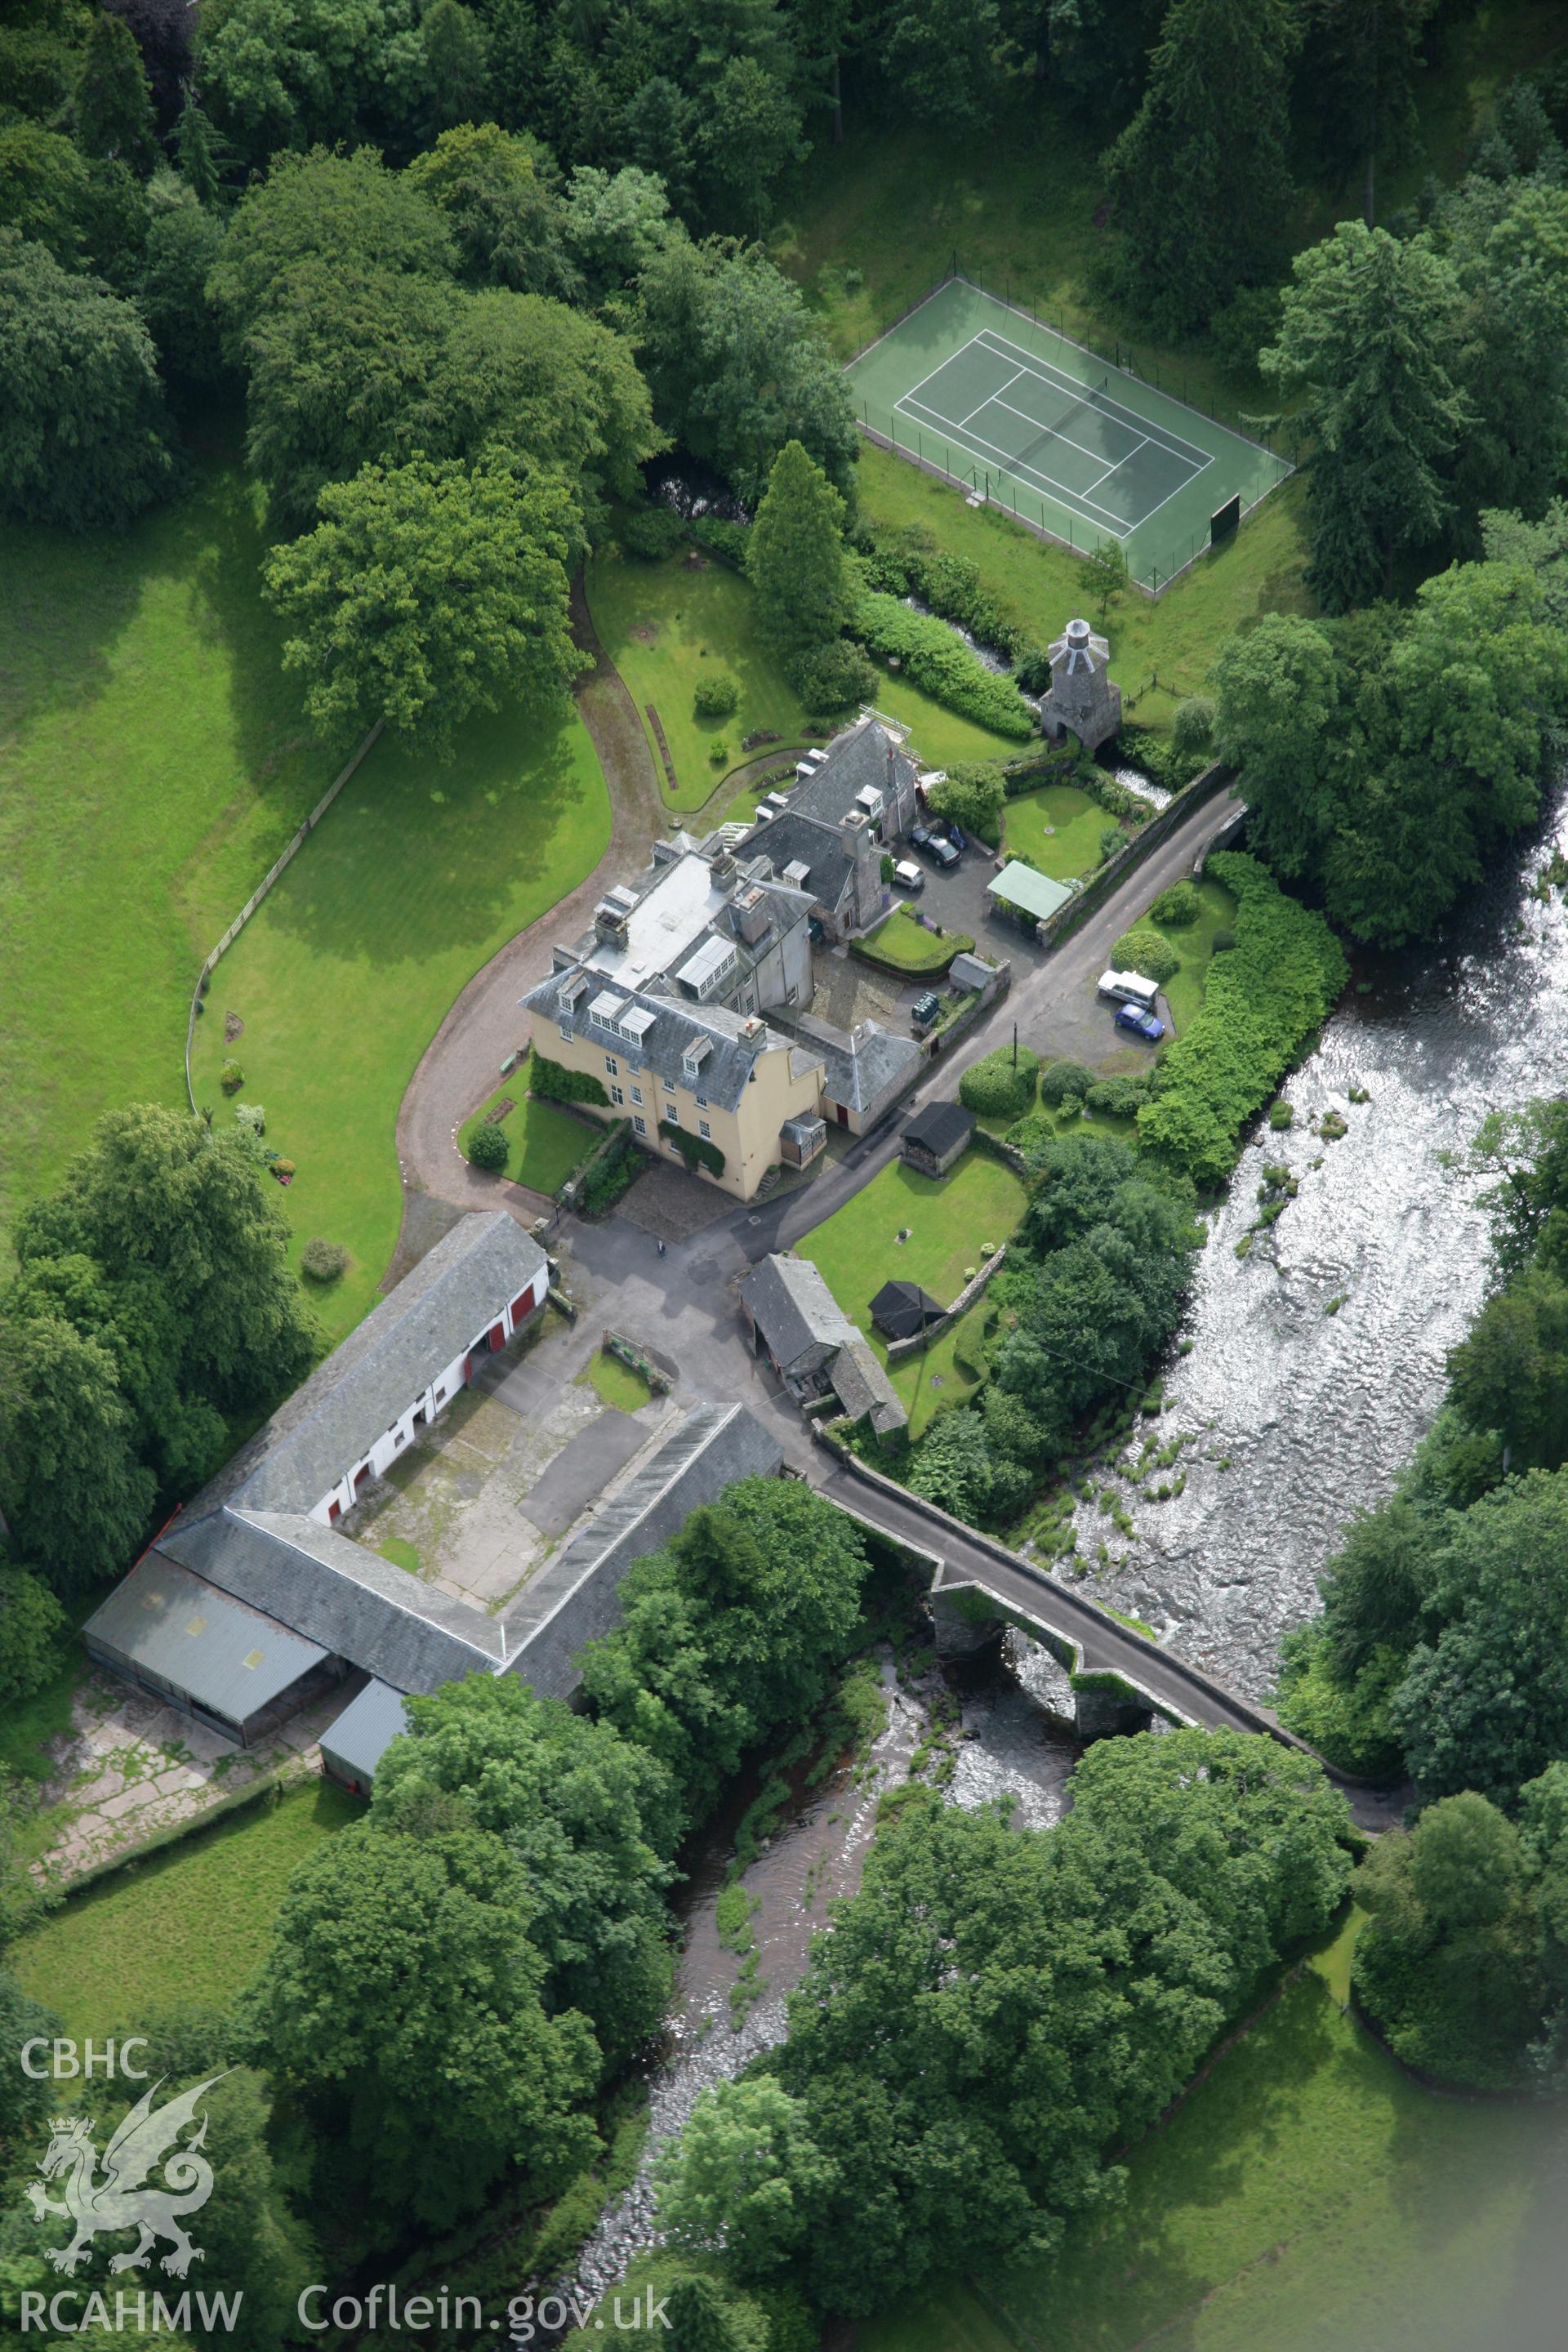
884,1243,1009,1361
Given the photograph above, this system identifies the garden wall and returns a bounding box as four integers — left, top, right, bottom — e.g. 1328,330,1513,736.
884,1241,1009,1361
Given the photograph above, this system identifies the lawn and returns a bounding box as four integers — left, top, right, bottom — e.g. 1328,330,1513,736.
0,452,336,1261
586,547,817,812
11,1780,358,2038
1001,782,1107,882
852,441,1313,733
857,907,974,973
798,1150,1026,1434
458,1082,598,1198
189,702,610,1342
862,1913,1559,2352
1123,871,1238,1036
885,1298,990,1438
577,1348,654,1414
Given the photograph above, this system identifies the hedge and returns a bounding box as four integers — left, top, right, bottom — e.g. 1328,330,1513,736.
858,526,1029,663
529,1050,609,1108
853,591,1036,739
1137,854,1348,1188
958,1044,1040,1120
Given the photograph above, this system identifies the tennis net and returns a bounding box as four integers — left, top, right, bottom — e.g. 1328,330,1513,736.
1005,377,1111,478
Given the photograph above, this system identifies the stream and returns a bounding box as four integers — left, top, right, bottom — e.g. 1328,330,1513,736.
1068,780,1568,1699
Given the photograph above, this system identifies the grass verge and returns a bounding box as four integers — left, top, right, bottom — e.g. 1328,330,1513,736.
11,1779,357,2038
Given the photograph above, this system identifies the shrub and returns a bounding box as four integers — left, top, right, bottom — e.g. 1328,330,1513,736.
0,1564,69,1705
690,514,750,567
579,1143,647,1214
220,1058,244,1094
1149,879,1201,928
1268,1099,1295,1131
1039,1058,1095,1107
1171,695,1216,763
853,590,1035,737
693,673,740,719
467,1121,509,1172
791,638,875,711
234,1102,265,1135
271,1157,296,1178
1098,824,1128,863
1212,927,1236,953
1112,925,1179,985
958,1044,1040,1120
858,523,1028,662
620,506,685,561
707,735,729,764
528,1052,609,1108
1086,1076,1149,1118
301,1236,349,1283
1014,644,1053,697
1137,854,1348,1188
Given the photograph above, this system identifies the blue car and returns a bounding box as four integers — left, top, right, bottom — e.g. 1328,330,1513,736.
1115,1003,1165,1041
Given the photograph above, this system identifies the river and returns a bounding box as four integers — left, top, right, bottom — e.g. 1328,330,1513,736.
1070,782,1568,1699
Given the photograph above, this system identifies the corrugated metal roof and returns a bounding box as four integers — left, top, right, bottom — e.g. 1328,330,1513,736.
987,861,1076,921
83,1556,325,1721
320,1678,409,1784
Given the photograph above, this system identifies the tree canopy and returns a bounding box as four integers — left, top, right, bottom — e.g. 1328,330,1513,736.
264,451,587,753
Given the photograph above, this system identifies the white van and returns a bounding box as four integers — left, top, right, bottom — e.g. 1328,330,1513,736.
1097,969,1160,1013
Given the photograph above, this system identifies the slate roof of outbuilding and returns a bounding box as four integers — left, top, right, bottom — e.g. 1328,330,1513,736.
739,1254,853,1372
192,1211,546,1520
870,1279,945,1339
319,1677,410,1784
830,1332,908,1436
902,1098,976,1159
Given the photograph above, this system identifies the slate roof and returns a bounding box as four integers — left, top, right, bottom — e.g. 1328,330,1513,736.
84,1555,325,1722
194,1211,546,1518
740,1254,852,1373
902,1098,976,1159
521,970,815,1113
818,1021,922,1116
830,1333,908,1437
737,810,855,912
159,1508,502,1694
949,951,1002,992
870,1280,945,1339
786,716,917,830
320,1677,410,1784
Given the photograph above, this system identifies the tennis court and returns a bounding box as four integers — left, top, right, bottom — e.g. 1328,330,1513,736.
847,277,1292,590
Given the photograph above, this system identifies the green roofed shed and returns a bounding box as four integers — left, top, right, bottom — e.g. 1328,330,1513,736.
987,861,1076,927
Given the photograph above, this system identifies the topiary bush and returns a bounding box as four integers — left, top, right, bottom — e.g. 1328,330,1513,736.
301,1236,349,1283
529,1052,609,1108
468,1121,509,1172
220,1058,244,1094
1149,879,1201,927
620,506,685,561
693,673,741,719
1039,1058,1095,1107
1112,925,1179,984
958,1044,1040,1120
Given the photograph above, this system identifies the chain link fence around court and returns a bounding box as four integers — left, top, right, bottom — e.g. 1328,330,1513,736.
843,261,1296,599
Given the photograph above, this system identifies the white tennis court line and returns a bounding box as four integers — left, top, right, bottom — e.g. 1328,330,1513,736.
960,367,1026,430
990,390,1147,474
974,327,1214,470
896,392,1137,536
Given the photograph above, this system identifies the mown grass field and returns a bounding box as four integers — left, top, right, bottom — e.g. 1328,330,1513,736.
189,701,610,1341
11,1780,358,2038
799,1151,1026,1435
1001,782,1107,881
0,454,330,1260
458,1082,598,1197
862,1914,1561,2352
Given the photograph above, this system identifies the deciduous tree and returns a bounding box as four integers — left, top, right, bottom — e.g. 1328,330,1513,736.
265,451,587,755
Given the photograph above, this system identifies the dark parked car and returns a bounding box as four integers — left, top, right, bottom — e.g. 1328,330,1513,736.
924,834,960,870
943,822,968,852
908,823,933,851
1115,1003,1165,1042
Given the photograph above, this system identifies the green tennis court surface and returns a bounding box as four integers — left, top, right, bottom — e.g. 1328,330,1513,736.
847,277,1291,590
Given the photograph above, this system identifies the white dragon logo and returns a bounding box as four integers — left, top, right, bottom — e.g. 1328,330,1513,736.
26,2074,228,2278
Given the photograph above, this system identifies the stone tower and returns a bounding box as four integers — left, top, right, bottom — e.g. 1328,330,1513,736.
1040,616,1122,754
